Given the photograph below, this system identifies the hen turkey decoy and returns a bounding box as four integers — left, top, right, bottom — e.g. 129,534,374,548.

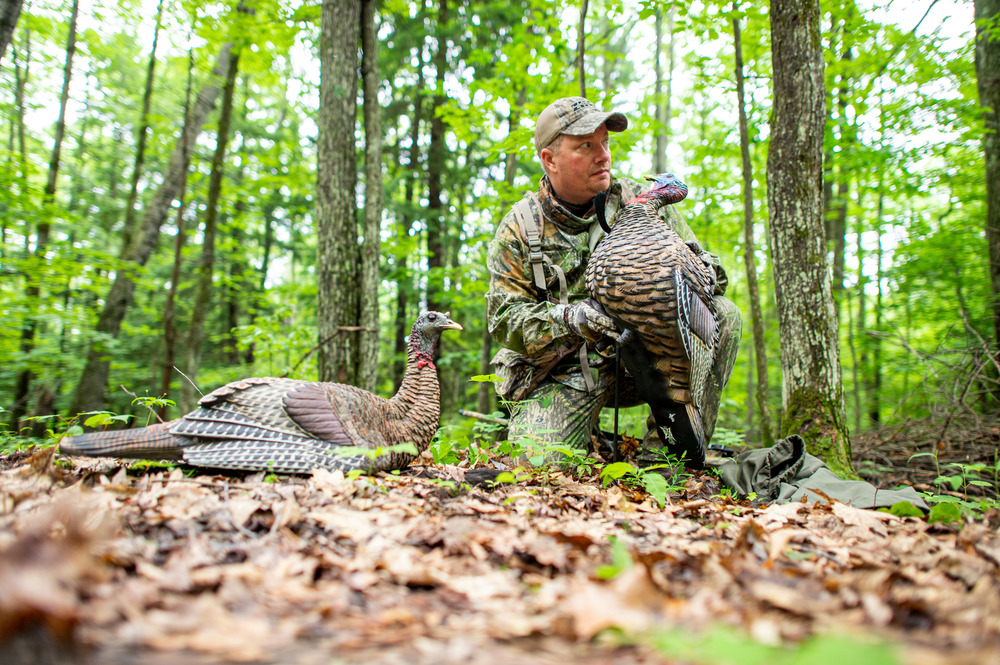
586,174,718,470
60,312,462,474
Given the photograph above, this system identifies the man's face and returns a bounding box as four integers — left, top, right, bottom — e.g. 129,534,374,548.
540,124,612,205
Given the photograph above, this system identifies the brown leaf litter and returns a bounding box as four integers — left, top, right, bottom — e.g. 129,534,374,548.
1,450,999,664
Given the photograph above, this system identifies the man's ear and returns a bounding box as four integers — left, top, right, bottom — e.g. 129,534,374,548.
540,148,557,174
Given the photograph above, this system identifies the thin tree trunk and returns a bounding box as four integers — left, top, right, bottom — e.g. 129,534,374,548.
159,44,195,421
732,4,773,445
851,189,865,434
653,5,675,173
829,31,854,319
426,0,448,315
870,191,884,426
359,0,383,392
577,0,588,97
13,26,27,190
10,0,78,430
0,0,23,63
179,53,240,413
69,43,235,416
477,85,527,414
394,37,426,389
975,0,1000,348
119,0,163,257
316,0,361,384
767,0,853,477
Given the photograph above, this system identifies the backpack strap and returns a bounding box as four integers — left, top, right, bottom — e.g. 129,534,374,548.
513,192,547,292
512,190,593,393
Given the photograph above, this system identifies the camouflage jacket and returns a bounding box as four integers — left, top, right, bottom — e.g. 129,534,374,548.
486,174,728,401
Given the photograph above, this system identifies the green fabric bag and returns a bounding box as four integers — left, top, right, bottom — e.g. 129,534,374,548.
709,435,928,510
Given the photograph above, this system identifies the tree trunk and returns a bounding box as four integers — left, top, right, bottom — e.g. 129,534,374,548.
850,190,865,435
767,0,854,477
119,0,163,257
869,192,884,426
316,0,361,384
359,0,383,392
159,46,196,421
975,0,1000,348
0,0,23,64
477,85,527,414
732,5,773,445
392,37,426,389
653,5,675,173
179,53,240,413
576,0,588,97
10,0,78,430
426,0,448,315
69,43,235,416
828,28,854,319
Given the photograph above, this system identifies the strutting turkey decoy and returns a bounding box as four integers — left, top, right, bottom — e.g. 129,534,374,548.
60,312,463,474
586,174,718,470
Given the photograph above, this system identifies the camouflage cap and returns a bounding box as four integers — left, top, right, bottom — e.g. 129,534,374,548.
534,97,628,153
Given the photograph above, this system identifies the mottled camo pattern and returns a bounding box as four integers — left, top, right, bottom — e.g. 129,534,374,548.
487,175,742,456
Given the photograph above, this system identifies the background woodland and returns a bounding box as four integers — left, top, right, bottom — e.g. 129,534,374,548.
1,0,997,476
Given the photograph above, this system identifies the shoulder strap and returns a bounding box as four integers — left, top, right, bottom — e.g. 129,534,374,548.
513,193,547,292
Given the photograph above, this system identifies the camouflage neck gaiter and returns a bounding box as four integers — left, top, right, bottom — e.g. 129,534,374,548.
538,175,596,234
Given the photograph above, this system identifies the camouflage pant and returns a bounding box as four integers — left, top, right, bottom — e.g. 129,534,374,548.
507,296,742,459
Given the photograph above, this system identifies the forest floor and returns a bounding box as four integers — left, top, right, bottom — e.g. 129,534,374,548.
1,437,999,665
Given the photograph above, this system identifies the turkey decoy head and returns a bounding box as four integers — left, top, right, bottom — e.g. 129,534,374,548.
410,311,463,358
635,173,689,206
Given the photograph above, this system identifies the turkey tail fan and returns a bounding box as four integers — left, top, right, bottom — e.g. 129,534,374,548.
59,422,184,460
675,268,718,408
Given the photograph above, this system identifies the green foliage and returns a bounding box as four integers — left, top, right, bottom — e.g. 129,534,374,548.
883,501,924,518
595,535,633,580
648,625,901,665
599,457,687,509
0,0,990,483
927,502,963,525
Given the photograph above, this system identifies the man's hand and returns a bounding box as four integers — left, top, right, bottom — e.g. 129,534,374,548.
566,300,618,343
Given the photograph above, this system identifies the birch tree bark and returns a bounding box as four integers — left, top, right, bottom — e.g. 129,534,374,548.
316,0,361,384
767,0,854,477
70,44,234,416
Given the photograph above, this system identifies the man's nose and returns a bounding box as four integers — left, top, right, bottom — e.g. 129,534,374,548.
596,143,610,163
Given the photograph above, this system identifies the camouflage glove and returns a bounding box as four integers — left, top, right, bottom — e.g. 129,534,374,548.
566,299,618,343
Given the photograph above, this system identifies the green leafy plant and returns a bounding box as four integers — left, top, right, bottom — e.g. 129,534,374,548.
911,451,1000,517
595,535,633,580
330,442,420,473
599,459,683,509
